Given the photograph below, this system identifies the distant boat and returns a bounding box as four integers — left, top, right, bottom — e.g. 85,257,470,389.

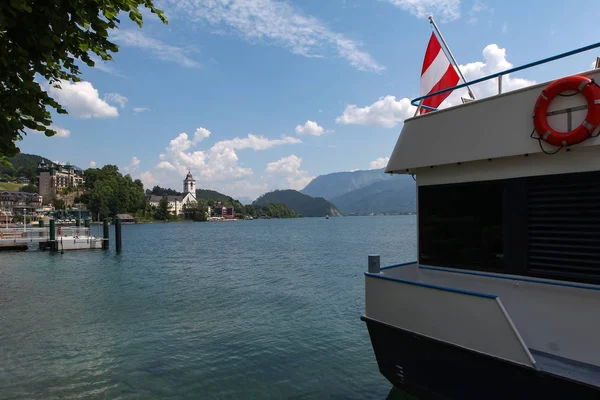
325,215,329,219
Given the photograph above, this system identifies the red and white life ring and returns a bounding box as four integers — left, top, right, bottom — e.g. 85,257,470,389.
533,75,600,146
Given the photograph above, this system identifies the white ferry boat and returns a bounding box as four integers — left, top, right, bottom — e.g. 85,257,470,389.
361,40,600,398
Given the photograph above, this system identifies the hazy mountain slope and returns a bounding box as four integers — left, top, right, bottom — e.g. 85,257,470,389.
331,175,416,214
301,168,394,200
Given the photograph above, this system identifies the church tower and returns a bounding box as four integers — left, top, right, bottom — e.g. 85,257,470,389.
183,170,196,194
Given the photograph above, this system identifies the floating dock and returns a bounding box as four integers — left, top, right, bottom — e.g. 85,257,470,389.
0,217,123,253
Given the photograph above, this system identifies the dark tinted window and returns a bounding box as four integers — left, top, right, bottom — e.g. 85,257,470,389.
419,181,504,272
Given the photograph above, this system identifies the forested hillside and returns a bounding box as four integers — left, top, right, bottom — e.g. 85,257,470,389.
253,190,341,217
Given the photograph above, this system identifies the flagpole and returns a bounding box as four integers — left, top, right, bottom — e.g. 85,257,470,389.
428,15,476,100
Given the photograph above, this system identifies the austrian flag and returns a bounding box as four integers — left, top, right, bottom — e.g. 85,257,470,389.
420,33,460,113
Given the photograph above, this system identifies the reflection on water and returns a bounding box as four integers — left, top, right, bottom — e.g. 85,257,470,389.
1,216,417,399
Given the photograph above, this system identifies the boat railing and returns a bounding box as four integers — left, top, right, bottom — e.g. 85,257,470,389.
412,41,600,114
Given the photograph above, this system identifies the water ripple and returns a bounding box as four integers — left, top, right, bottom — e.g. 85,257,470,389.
0,216,416,399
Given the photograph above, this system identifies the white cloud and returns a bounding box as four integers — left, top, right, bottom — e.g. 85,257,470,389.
336,43,535,127
157,161,176,171
211,134,301,153
123,156,141,174
89,161,97,168
266,154,302,174
168,133,193,153
369,157,390,170
164,0,384,72
48,80,119,119
140,171,157,188
149,128,303,197
192,127,211,144
111,30,200,68
336,96,415,128
266,154,314,190
50,124,70,138
105,93,128,109
382,0,461,22
295,120,326,136
133,107,150,113
444,44,536,105
467,0,493,24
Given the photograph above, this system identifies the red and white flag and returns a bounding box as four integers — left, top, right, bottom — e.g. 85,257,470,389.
420,32,460,113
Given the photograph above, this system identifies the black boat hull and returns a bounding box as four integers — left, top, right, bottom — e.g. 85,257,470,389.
362,316,599,400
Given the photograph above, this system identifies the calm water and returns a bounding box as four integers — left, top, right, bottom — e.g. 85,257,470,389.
0,216,417,399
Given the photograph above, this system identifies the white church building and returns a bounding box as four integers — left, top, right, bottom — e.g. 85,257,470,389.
146,171,197,217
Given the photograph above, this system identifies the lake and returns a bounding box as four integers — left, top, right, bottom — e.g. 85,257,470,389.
0,216,417,399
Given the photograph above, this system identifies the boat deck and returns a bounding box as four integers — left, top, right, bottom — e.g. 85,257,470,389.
531,349,600,388
365,262,600,384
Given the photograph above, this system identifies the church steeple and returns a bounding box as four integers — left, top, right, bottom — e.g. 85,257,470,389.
183,170,196,194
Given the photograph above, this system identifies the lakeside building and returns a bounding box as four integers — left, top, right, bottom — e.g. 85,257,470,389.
146,171,197,218
212,204,235,219
115,214,135,224
37,161,85,205
0,191,43,216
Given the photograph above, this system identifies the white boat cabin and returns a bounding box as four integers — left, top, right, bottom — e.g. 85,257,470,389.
364,67,600,389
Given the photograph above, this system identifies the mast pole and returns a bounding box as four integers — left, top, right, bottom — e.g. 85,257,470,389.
428,15,476,100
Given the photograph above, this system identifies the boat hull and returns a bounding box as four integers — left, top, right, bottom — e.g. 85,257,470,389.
361,316,599,400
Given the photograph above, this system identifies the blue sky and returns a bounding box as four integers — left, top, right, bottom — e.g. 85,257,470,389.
20,0,600,199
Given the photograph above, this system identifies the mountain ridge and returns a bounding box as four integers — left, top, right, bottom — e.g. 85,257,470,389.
301,168,416,215
301,168,397,200
331,177,416,214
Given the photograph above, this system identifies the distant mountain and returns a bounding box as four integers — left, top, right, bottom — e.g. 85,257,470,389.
237,196,254,205
330,175,416,215
301,168,395,200
0,153,52,184
7,153,51,169
253,190,342,217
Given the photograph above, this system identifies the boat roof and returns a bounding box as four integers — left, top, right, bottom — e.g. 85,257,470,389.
386,68,600,174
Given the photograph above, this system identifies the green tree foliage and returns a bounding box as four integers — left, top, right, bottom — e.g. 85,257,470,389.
52,198,65,210
135,201,155,221
20,184,37,193
183,201,208,222
244,205,255,216
0,0,166,156
154,198,170,221
253,190,341,217
244,203,298,219
12,215,31,223
82,165,145,219
0,153,50,182
194,188,245,213
196,189,231,202
149,186,181,196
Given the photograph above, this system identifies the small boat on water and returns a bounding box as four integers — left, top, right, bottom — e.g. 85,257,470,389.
361,32,600,399
325,215,329,219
